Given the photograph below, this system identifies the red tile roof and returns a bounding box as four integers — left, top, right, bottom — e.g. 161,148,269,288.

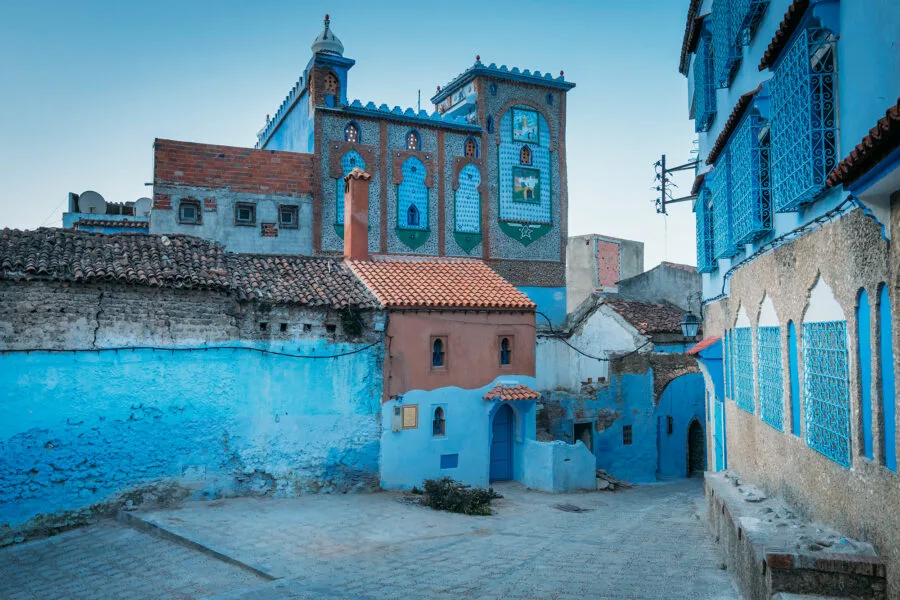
660,261,697,273
0,228,377,309
758,0,810,71
707,86,762,165
678,0,703,75
73,219,149,230
483,383,541,402
347,257,535,310
687,336,721,356
603,297,687,335
827,97,900,188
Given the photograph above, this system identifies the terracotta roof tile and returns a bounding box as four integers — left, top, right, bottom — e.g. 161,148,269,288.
758,0,810,71
827,97,900,188
603,297,687,335
347,257,535,310
687,336,721,355
707,85,762,165
73,219,149,230
482,384,541,402
0,228,377,309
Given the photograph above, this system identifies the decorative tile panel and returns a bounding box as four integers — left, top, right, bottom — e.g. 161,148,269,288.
498,106,552,235
802,320,851,467
397,157,428,231
757,325,784,430
336,150,365,225
455,163,481,233
771,28,838,211
733,326,754,413
695,187,716,273
730,113,772,244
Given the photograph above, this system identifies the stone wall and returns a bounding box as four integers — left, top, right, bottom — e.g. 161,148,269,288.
0,279,384,545
700,207,900,595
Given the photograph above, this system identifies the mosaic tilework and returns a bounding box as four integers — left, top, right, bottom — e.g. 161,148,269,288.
757,325,784,431
398,157,428,230
335,150,366,225
733,327,754,413
802,320,851,468
444,132,482,257
455,164,481,233
320,115,381,253
386,125,437,256
483,83,561,263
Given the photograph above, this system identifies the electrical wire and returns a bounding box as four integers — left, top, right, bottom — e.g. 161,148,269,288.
536,310,655,362
2,341,383,359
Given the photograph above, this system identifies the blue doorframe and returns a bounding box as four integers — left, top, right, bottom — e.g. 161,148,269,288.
490,404,514,481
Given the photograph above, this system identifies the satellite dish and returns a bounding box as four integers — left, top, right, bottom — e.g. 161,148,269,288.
133,197,152,217
78,191,107,215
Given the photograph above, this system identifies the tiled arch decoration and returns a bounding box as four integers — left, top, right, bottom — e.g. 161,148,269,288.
452,156,486,253
328,141,376,239
392,149,434,250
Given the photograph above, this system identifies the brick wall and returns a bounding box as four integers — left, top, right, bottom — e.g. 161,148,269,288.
153,139,315,197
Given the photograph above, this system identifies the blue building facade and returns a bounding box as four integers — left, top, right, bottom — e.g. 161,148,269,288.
680,0,900,591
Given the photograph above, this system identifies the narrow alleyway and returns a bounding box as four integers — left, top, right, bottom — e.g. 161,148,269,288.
0,479,739,599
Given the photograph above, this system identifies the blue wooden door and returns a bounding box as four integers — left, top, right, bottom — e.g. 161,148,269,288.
490,404,513,481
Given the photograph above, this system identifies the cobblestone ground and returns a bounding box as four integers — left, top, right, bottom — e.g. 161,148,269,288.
0,478,740,599
0,521,264,599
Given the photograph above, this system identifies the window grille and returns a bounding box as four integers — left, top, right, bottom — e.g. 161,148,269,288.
406,130,420,151
710,154,738,259
520,146,532,165
771,28,838,211
757,326,784,430
432,338,445,367
465,137,477,158
695,187,716,273
712,0,770,87
730,113,772,244
733,327,754,413
694,33,716,132
802,320,851,467
324,72,338,95
344,122,359,143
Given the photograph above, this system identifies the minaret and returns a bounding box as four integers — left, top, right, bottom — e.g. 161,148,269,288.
308,14,353,108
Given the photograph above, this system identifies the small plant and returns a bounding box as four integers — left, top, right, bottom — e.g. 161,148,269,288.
421,477,502,516
410,486,423,495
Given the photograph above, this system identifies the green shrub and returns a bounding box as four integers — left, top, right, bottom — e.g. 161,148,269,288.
422,477,502,516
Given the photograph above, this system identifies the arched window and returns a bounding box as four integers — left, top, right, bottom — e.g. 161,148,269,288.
546,92,554,105
344,122,359,143
324,72,338,95
858,289,874,459
500,337,511,365
406,130,420,151
432,338,444,367
878,283,896,471
432,407,446,436
407,204,420,228
486,115,494,134
520,145,532,165
464,137,477,158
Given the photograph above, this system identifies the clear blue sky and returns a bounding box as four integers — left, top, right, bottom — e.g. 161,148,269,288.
0,0,698,268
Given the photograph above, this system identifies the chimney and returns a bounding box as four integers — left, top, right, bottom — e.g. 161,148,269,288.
344,168,372,260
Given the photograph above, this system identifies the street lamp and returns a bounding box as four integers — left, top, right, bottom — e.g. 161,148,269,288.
681,312,700,338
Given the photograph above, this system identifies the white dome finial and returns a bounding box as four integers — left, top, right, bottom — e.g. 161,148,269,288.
311,13,344,56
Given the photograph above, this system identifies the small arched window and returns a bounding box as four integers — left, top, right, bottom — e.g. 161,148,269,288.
520,146,532,165
500,337,511,365
546,92,554,105
486,115,494,134
432,338,444,367
432,407,446,436
324,72,338,95
464,137,477,158
406,130,420,151
407,204,420,227
344,122,359,143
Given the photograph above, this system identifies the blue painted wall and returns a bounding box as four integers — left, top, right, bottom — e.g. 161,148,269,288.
264,89,314,154
0,340,383,532
520,286,566,327
695,341,725,471
858,290,874,459
879,285,896,471
380,376,537,490
655,373,706,479
788,321,801,436
61,213,149,234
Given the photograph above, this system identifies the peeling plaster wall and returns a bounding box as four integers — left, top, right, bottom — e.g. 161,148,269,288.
700,208,900,595
0,280,385,544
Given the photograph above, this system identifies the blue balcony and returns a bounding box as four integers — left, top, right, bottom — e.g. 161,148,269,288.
730,113,772,244
771,27,838,211
695,187,716,273
693,34,716,133
712,0,770,88
710,155,739,260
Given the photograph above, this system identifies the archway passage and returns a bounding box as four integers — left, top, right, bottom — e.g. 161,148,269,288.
490,404,514,482
688,420,706,476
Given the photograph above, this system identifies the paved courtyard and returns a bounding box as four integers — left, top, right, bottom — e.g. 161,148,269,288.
0,479,740,599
